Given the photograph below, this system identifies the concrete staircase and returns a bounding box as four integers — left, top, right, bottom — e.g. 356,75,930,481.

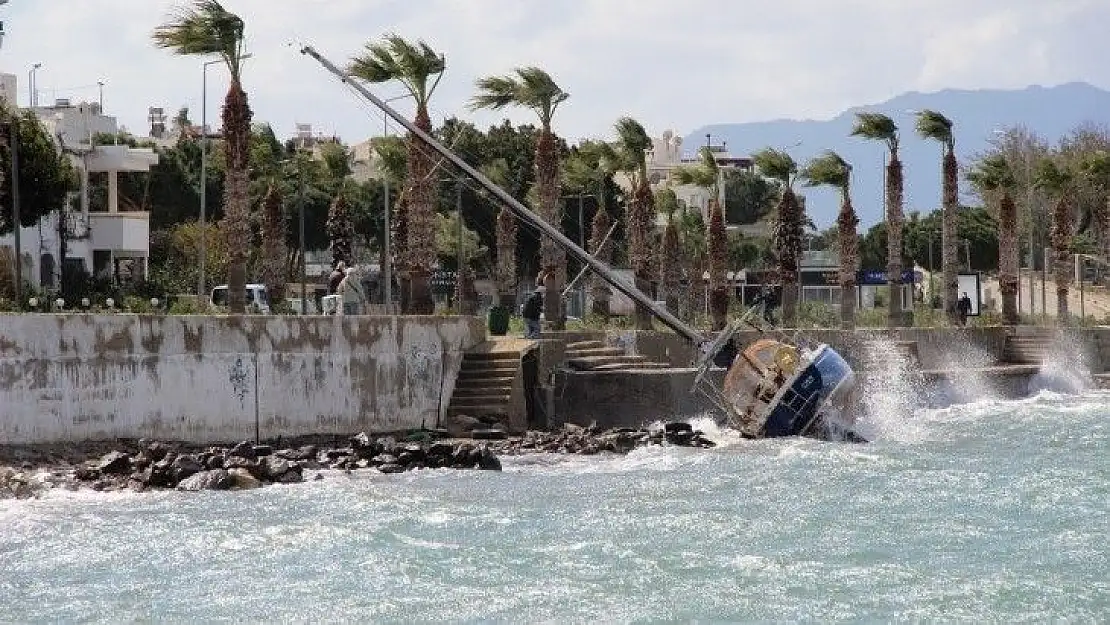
446,349,519,423
1001,328,1057,365
563,340,670,371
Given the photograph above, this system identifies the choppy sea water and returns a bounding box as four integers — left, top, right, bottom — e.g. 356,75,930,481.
1,391,1107,623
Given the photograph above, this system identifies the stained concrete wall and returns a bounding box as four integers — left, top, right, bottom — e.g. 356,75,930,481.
0,314,485,444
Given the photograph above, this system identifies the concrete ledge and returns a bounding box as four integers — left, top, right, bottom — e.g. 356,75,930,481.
554,367,725,430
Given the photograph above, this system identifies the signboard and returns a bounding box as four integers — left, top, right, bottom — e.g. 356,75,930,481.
801,269,839,287
957,273,982,316
856,269,919,285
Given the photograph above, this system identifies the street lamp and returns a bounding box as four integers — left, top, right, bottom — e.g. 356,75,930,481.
379,92,413,312
28,63,41,107
199,53,252,299
97,80,104,112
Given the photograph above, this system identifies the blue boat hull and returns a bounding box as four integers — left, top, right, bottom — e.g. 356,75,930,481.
763,346,856,438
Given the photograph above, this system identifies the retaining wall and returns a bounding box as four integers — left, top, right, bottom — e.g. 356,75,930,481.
0,314,485,444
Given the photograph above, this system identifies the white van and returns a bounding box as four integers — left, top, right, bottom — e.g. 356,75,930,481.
210,283,272,314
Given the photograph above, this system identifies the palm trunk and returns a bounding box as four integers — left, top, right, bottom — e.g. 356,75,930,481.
589,208,612,318
1051,195,1072,322
495,207,518,308
535,128,565,329
405,106,436,314
707,199,728,330
392,192,410,311
998,192,1019,325
1101,195,1110,265
660,218,682,318
222,80,253,314
886,154,904,327
327,193,353,266
941,148,959,324
837,190,859,329
629,178,655,330
260,184,288,306
775,188,803,328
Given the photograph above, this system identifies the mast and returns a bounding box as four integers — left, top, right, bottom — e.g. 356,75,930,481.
300,45,705,345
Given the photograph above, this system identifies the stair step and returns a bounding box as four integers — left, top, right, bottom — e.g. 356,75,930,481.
566,340,606,350
458,367,517,378
565,347,625,358
450,396,512,408
462,351,521,362
591,362,671,371
567,355,651,370
452,385,513,396
447,405,508,418
461,359,520,372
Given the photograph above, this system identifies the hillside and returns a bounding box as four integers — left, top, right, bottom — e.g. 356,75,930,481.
687,82,1110,228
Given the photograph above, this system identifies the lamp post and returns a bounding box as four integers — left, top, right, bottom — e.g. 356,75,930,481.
28,63,40,107
379,93,411,312
199,54,252,300
97,80,104,112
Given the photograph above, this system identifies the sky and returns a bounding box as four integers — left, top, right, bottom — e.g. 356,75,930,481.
1,0,1108,146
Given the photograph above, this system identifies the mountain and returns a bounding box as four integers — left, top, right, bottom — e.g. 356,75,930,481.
686,82,1110,229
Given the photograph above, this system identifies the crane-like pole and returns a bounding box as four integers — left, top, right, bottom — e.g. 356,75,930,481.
299,45,706,346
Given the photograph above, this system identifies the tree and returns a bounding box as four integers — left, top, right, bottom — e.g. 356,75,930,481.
674,146,726,328
915,109,959,323
0,109,78,236
1079,150,1110,262
852,112,904,328
154,0,253,313
1034,158,1075,322
803,152,857,329
722,169,780,225
327,192,353,266
968,154,1019,324
589,207,615,317
613,117,656,330
563,140,619,318
258,184,287,305
349,35,446,314
471,67,569,328
752,147,803,327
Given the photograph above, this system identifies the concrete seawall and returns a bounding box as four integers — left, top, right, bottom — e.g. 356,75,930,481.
0,314,485,444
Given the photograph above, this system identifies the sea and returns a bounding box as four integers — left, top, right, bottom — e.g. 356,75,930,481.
1,366,1107,623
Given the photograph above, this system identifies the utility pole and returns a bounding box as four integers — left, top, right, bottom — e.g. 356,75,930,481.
299,166,307,315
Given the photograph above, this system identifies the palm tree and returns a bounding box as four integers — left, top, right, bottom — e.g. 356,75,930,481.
471,67,569,329
852,112,904,327
327,191,353,266
968,154,1018,324
803,152,858,329
564,140,619,319
349,35,445,314
259,184,287,307
613,117,656,330
658,198,684,319
915,110,959,323
752,147,803,327
479,158,519,312
1034,158,1075,322
153,1,252,313
1079,150,1110,263
373,135,408,311
674,146,727,328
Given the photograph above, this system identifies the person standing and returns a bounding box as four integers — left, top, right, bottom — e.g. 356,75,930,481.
957,291,973,326
522,285,544,339
328,261,346,295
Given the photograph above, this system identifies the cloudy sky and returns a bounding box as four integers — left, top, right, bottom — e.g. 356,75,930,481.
1,0,1107,144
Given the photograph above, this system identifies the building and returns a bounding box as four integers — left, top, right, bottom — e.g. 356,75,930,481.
0,72,159,293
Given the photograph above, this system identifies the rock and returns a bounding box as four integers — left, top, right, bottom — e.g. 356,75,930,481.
562,423,585,434
95,451,132,475
205,454,225,470
139,463,173,488
276,445,316,461
228,468,262,490
443,413,482,437
664,422,693,435
252,444,273,457
370,453,398,467
273,467,304,484
170,455,204,483
375,437,398,456
666,430,695,446
74,466,101,481
477,446,502,471
426,442,455,459
259,456,299,482
598,432,638,454
471,428,508,440
144,441,169,462
224,456,264,480
229,441,257,460
451,444,476,468
350,432,373,451
175,469,235,491
378,463,406,474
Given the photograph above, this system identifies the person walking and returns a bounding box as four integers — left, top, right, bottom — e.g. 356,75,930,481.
956,291,973,326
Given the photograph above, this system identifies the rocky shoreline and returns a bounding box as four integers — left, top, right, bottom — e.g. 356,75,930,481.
0,421,716,499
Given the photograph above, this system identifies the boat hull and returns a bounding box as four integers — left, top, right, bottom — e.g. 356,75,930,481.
763,345,857,438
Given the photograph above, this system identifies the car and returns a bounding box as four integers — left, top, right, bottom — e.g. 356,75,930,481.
210,283,272,314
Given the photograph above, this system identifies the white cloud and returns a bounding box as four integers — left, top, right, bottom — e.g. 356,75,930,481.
1,0,1107,145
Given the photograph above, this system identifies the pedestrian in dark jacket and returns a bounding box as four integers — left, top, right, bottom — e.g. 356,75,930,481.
522,286,544,339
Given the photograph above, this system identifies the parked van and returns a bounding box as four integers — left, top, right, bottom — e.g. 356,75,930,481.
210,283,272,314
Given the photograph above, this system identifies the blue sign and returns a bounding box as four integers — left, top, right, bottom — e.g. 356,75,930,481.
856,269,918,285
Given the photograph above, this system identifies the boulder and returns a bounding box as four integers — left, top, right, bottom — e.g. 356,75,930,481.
144,441,170,462
205,454,226,470
443,413,482,438
229,441,257,460
74,466,101,481
170,455,204,483
259,456,299,482
370,453,398,467
252,444,273,457
176,469,235,491
350,432,373,452
426,442,455,459
228,467,262,490
95,451,132,475
378,463,406,474
664,422,693,435
477,446,502,471
276,445,316,461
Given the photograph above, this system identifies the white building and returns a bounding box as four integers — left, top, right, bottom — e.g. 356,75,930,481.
0,72,159,292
